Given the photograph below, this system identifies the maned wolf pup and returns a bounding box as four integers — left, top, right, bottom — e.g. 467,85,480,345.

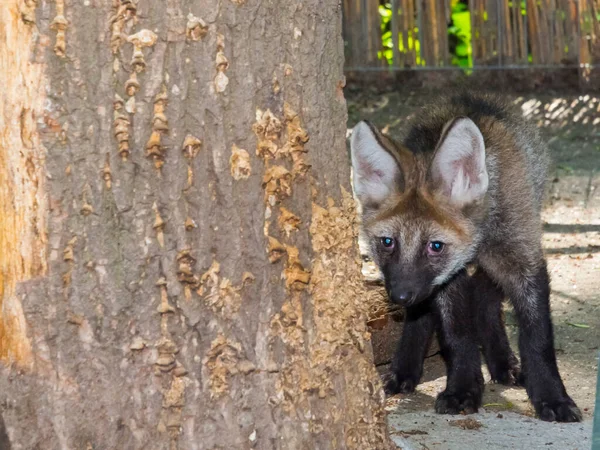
350,92,582,422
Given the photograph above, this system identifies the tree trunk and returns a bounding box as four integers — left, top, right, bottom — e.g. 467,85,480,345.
0,1,390,449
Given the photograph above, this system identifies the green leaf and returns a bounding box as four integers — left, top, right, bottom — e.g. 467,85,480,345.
567,322,591,329
379,5,392,18
557,164,574,174
483,402,514,409
456,43,469,57
382,30,392,47
453,11,471,36
383,49,393,64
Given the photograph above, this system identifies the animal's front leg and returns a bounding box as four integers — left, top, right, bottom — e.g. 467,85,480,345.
385,301,435,395
434,274,484,415
473,270,521,386
503,262,581,422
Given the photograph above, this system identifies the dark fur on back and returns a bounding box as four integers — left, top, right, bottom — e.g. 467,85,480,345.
404,93,509,155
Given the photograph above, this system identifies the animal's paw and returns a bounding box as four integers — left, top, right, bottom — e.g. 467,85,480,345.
383,371,420,396
435,387,482,415
489,358,522,386
535,398,582,422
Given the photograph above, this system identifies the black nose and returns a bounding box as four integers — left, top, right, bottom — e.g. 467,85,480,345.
390,290,414,304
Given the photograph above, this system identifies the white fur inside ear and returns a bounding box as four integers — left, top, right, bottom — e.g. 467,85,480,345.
431,118,488,206
350,121,400,206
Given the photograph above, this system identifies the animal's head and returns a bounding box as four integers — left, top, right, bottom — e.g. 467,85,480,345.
350,119,489,306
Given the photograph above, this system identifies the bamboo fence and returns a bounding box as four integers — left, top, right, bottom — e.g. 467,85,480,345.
343,0,600,86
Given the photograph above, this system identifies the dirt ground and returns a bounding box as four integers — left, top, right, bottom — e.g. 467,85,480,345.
346,87,600,448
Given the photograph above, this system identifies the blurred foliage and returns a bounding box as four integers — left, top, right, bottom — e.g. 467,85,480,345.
378,0,472,69
378,3,424,66
377,0,538,70
448,0,471,68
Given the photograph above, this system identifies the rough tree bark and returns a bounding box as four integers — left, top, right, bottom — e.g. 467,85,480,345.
0,0,390,449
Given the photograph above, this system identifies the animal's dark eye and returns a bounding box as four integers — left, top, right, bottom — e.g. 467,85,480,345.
380,237,395,251
428,241,445,255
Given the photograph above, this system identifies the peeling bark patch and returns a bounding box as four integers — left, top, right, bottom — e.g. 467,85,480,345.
230,144,251,180
62,237,77,288
156,337,178,371
125,72,140,97
124,72,139,116
197,261,244,315
102,154,112,189
163,376,186,408
184,217,197,231
267,236,286,263
0,1,47,365
152,202,166,248
127,29,157,73
267,187,388,446
62,237,77,262
336,76,346,100
242,271,255,285
262,165,292,203
308,188,390,448
256,139,278,161
281,103,309,177
272,74,280,94
186,13,207,41
109,0,138,54
80,190,93,216
125,95,136,115
255,100,314,416
20,0,36,24
158,372,189,444
277,207,300,236
50,0,67,57
213,279,242,314
146,86,169,169
182,134,201,159
156,277,175,314
203,334,242,397
153,268,189,448
182,135,201,189
283,245,310,291
198,261,220,292
130,336,146,350
113,94,131,160
252,105,309,178
154,279,189,448
177,250,200,300
253,109,282,160
214,34,229,93
270,296,304,350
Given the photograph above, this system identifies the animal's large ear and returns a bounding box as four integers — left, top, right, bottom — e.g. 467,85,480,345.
429,117,488,207
350,121,402,209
